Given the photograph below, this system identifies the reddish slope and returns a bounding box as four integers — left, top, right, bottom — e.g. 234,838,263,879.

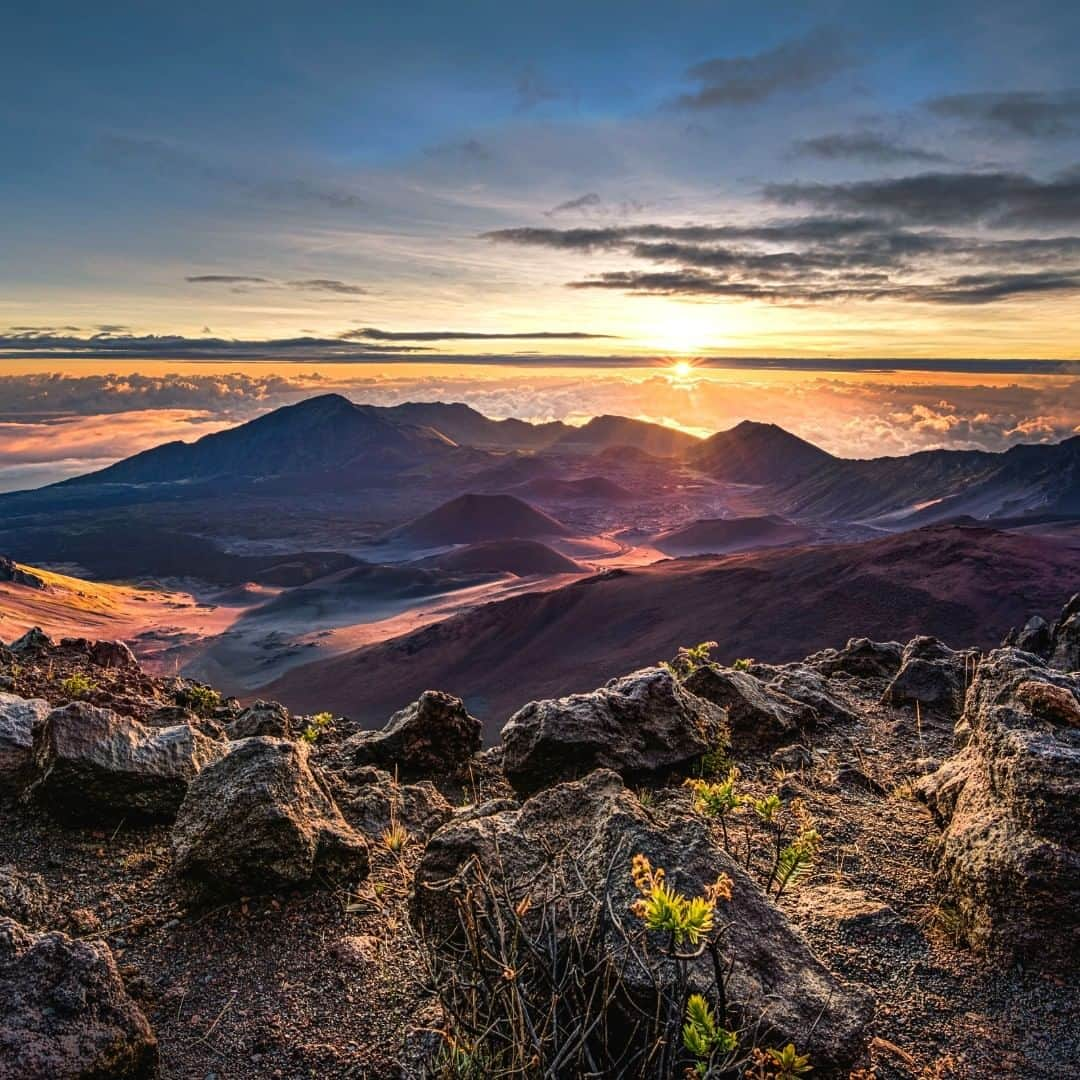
262,524,1080,736
421,540,583,575
391,493,572,545
653,515,817,555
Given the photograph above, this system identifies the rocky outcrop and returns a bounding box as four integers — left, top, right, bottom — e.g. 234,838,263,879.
683,665,817,748
87,640,138,670
1004,594,1080,672
343,690,481,777
172,737,369,894
0,693,50,782
500,667,724,794
27,702,224,820
806,637,903,680
883,637,976,717
225,699,293,740
413,770,871,1071
0,867,50,927
917,649,1080,966
8,627,54,656
0,556,46,590
327,765,453,843
0,918,158,1079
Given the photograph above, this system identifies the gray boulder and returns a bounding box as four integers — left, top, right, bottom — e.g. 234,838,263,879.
0,867,50,928
0,918,158,1079
28,702,223,820
762,666,862,725
344,690,481,777
883,636,976,717
225,699,293,740
684,665,817,749
0,693,50,782
500,667,724,794
87,640,138,670
172,737,369,894
917,649,1080,966
327,765,453,844
806,637,903,680
8,627,53,656
413,770,871,1071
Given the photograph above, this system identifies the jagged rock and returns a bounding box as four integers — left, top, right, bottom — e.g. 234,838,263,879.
917,649,1080,966
413,770,871,1071
344,691,480,777
0,918,158,1078
172,737,369,893
763,666,862,725
0,556,46,589
1004,594,1080,672
883,636,975,717
770,743,823,771
1014,615,1052,656
9,627,54,655
684,665,816,749
0,867,50,927
0,693,50,781
327,765,453,843
1050,611,1080,672
225,700,293,740
28,702,224,821
500,667,724,794
807,637,903,680
88,640,138,670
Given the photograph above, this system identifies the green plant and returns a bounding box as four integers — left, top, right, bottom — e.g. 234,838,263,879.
60,672,97,699
752,794,782,824
661,640,718,680
177,683,221,718
766,1043,813,1079
682,993,737,1076
732,657,754,671
630,854,731,947
382,821,410,853
300,711,334,743
685,768,742,851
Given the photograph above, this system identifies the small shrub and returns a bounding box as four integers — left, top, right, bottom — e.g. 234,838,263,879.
732,657,754,671
382,822,410,853
683,993,737,1076
685,768,742,850
630,853,731,947
661,640,718,680
300,711,334,743
176,683,221,718
60,672,97,699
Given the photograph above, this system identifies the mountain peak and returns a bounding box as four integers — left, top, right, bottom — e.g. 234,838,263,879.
688,420,833,485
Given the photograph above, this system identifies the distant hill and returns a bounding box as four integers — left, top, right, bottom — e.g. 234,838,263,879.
263,523,1080,734
772,436,1080,525
390,493,573,546
686,420,835,484
421,540,583,575
513,475,635,501
652,515,817,555
553,415,699,456
371,401,566,450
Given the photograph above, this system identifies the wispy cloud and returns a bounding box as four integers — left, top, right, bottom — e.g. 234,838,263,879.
794,132,949,164
927,90,1080,138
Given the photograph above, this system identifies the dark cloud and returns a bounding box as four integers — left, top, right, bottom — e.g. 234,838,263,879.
546,193,604,216
795,132,949,164
927,91,1080,138
671,28,853,109
766,169,1080,226
288,279,368,295
186,274,271,284
342,327,616,341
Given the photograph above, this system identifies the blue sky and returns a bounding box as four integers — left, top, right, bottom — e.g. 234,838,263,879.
3,1,1080,357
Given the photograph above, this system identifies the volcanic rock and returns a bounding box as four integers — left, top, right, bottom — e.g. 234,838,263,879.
807,637,903,680
413,769,871,1070
883,636,975,717
683,665,817,749
0,918,158,1079
344,690,481,777
172,737,369,894
27,702,224,820
225,699,293,740
0,556,46,589
917,648,1080,966
0,867,50,928
500,667,724,793
8,627,54,656
0,693,50,782
763,665,862,725
327,765,453,843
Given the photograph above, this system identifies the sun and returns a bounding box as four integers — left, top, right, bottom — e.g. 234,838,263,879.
670,359,694,380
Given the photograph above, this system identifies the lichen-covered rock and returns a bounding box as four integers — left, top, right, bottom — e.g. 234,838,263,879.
500,667,724,794
28,702,224,821
763,665,862,725
917,649,1080,966
0,867,50,927
344,690,480,777
0,693,50,782
883,636,976,717
0,918,158,1079
806,637,903,680
172,737,369,893
683,665,817,749
413,770,871,1071
327,765,453,843
225,699,293,740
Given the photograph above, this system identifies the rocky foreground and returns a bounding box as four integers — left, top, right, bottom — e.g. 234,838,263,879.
0,601,1077,1079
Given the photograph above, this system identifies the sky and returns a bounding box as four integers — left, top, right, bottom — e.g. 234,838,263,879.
2,2,1080,487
